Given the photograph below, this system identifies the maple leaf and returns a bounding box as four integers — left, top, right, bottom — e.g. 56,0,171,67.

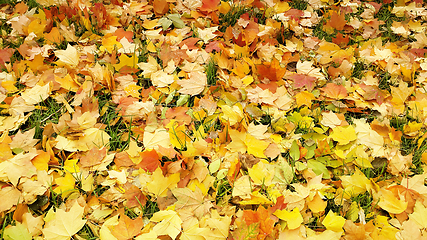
322,210,345,232
340,168,372,198
257,58,286,82
110,213,143,240
199,0,220,12
136,149,160,172
240,206,276,239
153,0,169,15
274,207,303,230
54,172,77,198
42,201,86,240
378,188,408,214
328,11,347,31
55,44,79,67
330,126,357,145
3,222,32,240
80,147,107,168
321,83,348,99
147,167,180,197
409,200,427,229
0,150,38,186
123,184,147,208
359,84,388,105
0,48,14,67
178,71,207,96
0,186,22,213
288,73,317,91
151,210,183,239
172,186,213,219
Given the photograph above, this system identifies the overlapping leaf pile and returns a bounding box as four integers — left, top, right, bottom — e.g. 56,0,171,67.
1,0,427,239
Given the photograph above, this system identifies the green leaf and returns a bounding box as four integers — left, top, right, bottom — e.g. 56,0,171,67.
4,222,32,240
164,90,176,105
307,159,330,179
159,17,172,30
177,94,190,106
167,14,185,29
290,140,300,161
274,157,294,184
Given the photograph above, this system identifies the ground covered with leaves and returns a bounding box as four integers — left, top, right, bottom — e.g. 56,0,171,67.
1,0,427,239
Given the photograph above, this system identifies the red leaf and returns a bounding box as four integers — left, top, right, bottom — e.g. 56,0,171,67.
257,58,286,82
0,48,15,67
123,184,146,208
328,11,346,31
205,41,222,53
288,73,317,91
114,152,136,168
199,0,220,12
359,84,388,105
110,212,143,240
332,32,349,47
321,83,348,99
114,28,134,42
178,37,201,50
153,0,169,15
80,147,107,168
136,149,160,173
164,107,192,125
242,206,277,240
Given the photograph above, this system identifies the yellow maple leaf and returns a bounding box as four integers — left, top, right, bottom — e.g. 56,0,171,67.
330,125,357,145
244,134,270,159
55,44,79,67
151,210,183,239
166,120,192,149
53,172,77,198
409,200,427,229
147,167,180,197
248,159,274,185
226,129,247,153
390,81,414,114
21,83,51,105
63,159,79,173
322,210,345,232
274,207,304,230
295,91,315,108
113,54,137,71
232,175,251,198
378,189,408,214
220,104,244,126
124,84,142,98
340,168,372,198
143,128,171,150
99,36,123,53
42,202,86,240
178,72,207,96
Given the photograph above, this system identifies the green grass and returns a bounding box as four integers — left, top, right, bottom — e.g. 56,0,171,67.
218,5,267,32
351,192,378,222
312,18,335,42
0,212,14,240
97,91,135,151
205,57,218,86
214,178,232,205
374,3,406,43
142,197,160,218
289,0,308,10
23,96,66,139
77,224,98,240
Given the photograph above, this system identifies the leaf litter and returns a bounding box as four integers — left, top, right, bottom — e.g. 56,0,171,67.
1,0,427,239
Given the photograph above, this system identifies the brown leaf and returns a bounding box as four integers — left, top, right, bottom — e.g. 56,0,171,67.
80,147,107,168
153,0,169,15
110,213,143,240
